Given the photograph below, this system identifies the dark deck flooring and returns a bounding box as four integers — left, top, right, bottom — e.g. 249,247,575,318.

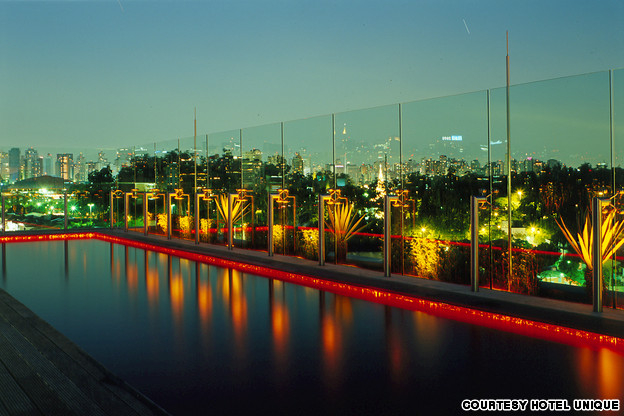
0,289,169,416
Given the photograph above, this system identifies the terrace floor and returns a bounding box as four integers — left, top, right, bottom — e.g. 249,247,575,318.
0,288,170,416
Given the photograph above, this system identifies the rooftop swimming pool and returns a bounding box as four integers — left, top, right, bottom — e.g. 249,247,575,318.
1,235,623,415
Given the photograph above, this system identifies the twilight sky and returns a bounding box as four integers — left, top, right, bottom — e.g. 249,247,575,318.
1,0,623,155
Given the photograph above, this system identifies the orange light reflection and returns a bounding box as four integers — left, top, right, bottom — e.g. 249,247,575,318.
5,232,623,355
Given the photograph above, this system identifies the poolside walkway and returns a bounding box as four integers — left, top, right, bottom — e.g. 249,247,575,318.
108,229,624,340
0,288,170,416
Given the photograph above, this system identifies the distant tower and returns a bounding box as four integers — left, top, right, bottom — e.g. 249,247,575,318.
8,147,20,182
56,153,74,181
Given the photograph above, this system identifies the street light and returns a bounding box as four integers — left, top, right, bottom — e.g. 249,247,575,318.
87,203,94,217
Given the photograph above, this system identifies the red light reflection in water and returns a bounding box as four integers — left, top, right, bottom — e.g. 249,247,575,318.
229,269,248,345
96,234,624,353
270,281,290,361
197,276,212,327
577,347,624,399
144,252,160,307
125,247,138,295
5,233,623,354
385,309,407,384
320,294,355,390
321,312,342,387
169,265,184,323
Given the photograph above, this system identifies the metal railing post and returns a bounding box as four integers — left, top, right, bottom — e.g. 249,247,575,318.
318,195,329,266
384,195,398,277
592,197,606,312
195,192,200,244
268,193,276,256
143,192,148,236
1,194,5,233
470,196,486,292
64,191,68,230
228,193,234,250
124,193,130,232
109,191,114,229
167,193,172,240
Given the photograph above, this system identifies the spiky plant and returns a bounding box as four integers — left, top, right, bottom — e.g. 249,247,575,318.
326,203,367,246
556,209,624,270
215,194,244,225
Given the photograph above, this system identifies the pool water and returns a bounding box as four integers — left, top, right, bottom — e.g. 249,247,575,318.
1,239,623,415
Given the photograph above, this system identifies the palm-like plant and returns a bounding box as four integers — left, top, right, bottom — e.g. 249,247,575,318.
556,209,624,270
326,203,367,246
215,194,245,225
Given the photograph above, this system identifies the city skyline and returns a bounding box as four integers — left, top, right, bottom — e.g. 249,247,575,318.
1,0,623,152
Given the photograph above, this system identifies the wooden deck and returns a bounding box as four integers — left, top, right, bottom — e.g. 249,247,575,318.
0,289,169,416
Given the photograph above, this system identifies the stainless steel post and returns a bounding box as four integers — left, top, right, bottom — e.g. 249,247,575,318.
592,197,606,312
124,193,129,232
167,193,172,240
228,193,234,250
268,194,275,256
143,192,148,236
195,192,200,244
471,196,486,292
318,195,328,266
109,191,114,229
384,195,398,277
64,191,68,230
1,194,5,233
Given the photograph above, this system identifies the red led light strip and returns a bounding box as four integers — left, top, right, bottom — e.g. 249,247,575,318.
2,232,623,353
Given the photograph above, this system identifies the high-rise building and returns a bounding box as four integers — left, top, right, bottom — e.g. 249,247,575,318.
291,152,304,174
8,148,20,182
74,153,86,182
43,154,54,176
56,153,74,181
242,148,263,188
0,152,9,182
24,147,41,178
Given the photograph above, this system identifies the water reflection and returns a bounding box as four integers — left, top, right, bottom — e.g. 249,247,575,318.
196,263,212,327
145,251,159,308
1,240,622,416
269,280,290,371
2,243,6,281
168,256,184,323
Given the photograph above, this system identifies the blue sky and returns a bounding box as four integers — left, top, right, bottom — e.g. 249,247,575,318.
1,0,623,152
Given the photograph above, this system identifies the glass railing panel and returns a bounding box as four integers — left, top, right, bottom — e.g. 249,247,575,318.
202,130,242,246
402,91,488,283
331,105,399,270
154,138,180,193
489,86,512,291
283,115,333,261
498,71,612,301
611,68,624,309
240,123,282,250
173,136,195,240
